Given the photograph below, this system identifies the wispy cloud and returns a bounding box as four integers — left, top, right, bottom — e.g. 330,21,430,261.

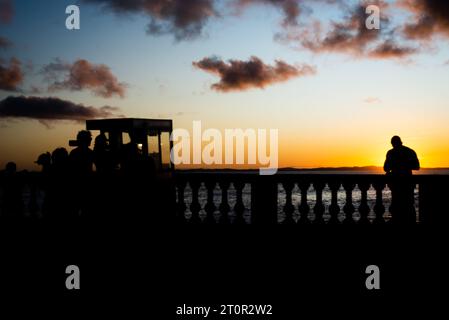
277,0,419,59
0,36,12,50
0,58,23,92
363,97,381,104
0,0,13,24
80,0,448,61
234,0,301,27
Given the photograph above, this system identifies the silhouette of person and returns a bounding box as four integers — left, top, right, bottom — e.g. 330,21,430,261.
92,133,117,221
52,148,69,173
69,130,94,175
1,162,24,219
44,148,70,220
68,130,94,218
35,152,52,215
94,133,115,174
35,152,52,174
384,136,420,176
120,131,143,175
118,131,158,220
384,136,420,224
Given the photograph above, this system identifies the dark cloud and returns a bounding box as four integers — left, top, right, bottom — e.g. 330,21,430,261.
0,96,121,124
83,0,342,39
0,58,23,91
300,1,387,54
368,40,418,59
0,0,13,24
400,0,449,40
0,36,11,49
41,59,126,98
276,0,418,59
193,56,315,92
83,0,217,40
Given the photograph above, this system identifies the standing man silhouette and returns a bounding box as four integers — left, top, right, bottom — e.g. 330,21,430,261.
69,130,94,218
384,136,420,224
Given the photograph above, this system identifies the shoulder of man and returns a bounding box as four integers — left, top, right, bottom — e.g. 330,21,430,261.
69,148,79,156
403,146,417,154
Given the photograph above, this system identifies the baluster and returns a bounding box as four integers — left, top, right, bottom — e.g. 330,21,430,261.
373,182,386,224
297,181,310,224
328,181,341,224
343,182,355,224
219,181,231,224
176,180,187,224
281,182,295,225
233,181,246,224
204,180,216,224
313,182,325,224
358,182,371,225
189,181,201,224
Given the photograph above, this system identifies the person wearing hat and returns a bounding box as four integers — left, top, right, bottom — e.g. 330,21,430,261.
35,152,51,174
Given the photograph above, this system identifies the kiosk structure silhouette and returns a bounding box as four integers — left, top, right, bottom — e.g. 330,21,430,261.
85,118,176,223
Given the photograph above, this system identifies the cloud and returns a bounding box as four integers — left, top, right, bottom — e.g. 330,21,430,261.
0,36,12,49
363,97,381,104
29,86,43,94
83,0,340,40
275,0,419,59
0,58,23,91
233,0,343,27
297,1,382,53
368,40,418,59
0,96,122,125
193,56,316,92
0,0,13,24
398,0,449,41
83,0,217,40
234,0,301,27
41,59,126,98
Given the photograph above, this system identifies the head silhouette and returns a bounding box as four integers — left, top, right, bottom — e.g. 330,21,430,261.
76,130,92,148
5,162,16,174
94,133,108,150
52,147,68,165
391,136,403,148
35,152,51,167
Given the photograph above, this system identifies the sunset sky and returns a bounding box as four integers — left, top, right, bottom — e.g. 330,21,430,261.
1,0,449,170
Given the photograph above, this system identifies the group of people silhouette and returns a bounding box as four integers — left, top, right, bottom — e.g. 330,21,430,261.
0,134,420,224
0,129,160,221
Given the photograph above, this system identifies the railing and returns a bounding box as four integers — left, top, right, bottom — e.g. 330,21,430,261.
174,172,449,225
1,171,448,224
